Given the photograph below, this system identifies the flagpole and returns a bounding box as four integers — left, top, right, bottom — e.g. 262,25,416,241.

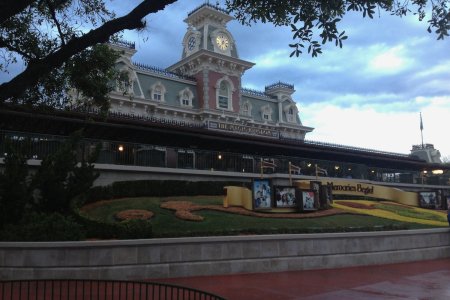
420,112,424,148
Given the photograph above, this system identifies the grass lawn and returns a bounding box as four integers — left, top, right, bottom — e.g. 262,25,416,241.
81,196,436,238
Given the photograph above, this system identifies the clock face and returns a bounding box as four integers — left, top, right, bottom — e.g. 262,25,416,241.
188,36,196,51
216,34,229,51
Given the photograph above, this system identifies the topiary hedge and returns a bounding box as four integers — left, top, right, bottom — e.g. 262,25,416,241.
85,180,249,204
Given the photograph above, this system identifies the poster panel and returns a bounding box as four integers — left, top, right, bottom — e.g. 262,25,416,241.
418,191,437,209
274,186,297,208
299,190,317,211
310,181,322,209
252,179,272,209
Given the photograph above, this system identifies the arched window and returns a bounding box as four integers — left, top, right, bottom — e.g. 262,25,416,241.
216,76,234,111
284,104,297,123
178,87,194,107
243,103,249,115
153,86,162,101
287,107,294,122
218,81,229,109
149,81,166,102
260,105,273,121
241,100,253,117
182,91,190,106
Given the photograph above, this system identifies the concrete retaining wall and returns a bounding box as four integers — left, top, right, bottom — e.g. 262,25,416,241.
1,228,449,280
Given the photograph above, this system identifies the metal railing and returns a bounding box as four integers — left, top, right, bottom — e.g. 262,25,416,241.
0,279,226,300
1,130,447,186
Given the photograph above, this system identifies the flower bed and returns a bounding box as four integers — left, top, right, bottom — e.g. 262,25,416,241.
115,209,154,221
333,200,448,227
338,201,376,210
160,200,349,221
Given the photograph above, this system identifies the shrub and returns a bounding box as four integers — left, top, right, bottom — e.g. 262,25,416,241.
0,212,86,241
117,219,153,239
0,142,31,228
32,131,99,214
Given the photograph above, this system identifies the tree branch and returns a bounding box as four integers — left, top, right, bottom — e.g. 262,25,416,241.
0,0,177,102
0,38,35,60
0,0,36,24
45,0,66,45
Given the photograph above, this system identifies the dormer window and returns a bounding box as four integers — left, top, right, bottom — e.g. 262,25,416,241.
243,104,249,115
149,81,166,102
287,108,294,122
178,87,194,107
153,87,162,101
241,100,253,117
182,92,190,106
260,104,273,122
283,103,298,123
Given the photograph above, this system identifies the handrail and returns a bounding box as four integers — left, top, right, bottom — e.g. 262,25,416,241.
0,279,226,300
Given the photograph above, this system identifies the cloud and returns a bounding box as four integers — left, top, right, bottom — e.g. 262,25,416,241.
2,0,449,159
367,45,410,74
300,96,450,157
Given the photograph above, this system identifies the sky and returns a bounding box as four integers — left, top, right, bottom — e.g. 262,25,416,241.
119,0,450,159
3,0,450,159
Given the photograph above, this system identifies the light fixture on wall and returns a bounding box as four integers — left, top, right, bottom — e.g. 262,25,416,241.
118,145,124,152
432,169,443,175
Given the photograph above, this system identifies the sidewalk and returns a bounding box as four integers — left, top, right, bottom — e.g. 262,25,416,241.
155,258,450,299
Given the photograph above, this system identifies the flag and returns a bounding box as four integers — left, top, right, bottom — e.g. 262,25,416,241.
420,112,423,131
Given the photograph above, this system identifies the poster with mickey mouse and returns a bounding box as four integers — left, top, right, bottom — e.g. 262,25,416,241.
252,179,272,209
274,186,297,208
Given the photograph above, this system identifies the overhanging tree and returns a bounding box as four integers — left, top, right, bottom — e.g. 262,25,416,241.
226,0,449,57
0,0,448,107
0,0,177,107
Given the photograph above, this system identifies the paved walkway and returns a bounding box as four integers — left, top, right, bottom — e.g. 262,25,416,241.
155,258,450,299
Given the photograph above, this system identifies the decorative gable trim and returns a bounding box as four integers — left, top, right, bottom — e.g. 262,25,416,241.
283,103,298,123
241,100,253,117
260,104,273,122
178,87,194,107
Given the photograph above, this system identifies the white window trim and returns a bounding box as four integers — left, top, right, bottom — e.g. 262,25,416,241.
215,76,235,111
116,66,136,95
260,104,273,122
178,87,194,107
283,104,298,123
149,81,166,102
241,100,253,117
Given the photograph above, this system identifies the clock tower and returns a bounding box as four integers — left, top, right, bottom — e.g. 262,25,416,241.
169,3,254,116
